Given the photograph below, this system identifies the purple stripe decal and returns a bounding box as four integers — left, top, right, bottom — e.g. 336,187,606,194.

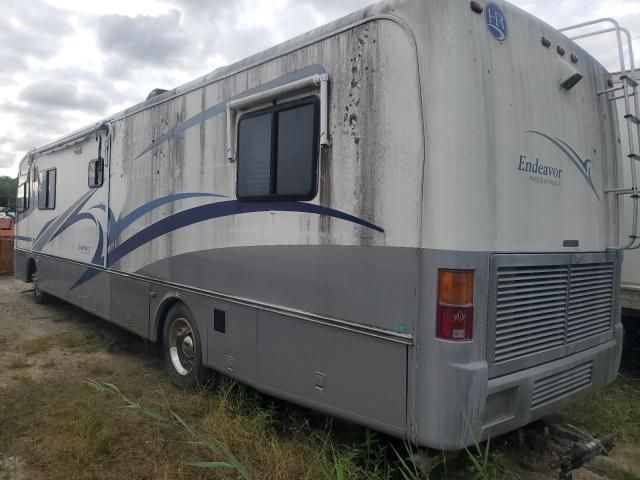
108,200,383,267
70,200,383,289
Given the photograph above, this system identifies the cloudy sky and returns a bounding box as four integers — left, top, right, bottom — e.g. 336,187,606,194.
1,0,639,177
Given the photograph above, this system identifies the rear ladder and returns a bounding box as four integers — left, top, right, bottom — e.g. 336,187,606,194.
560,19,640,249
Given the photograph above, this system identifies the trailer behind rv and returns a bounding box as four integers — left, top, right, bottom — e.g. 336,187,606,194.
14,0,630,449
611,66,640,370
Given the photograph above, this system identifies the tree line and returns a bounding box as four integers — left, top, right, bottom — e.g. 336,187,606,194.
0,176,17,209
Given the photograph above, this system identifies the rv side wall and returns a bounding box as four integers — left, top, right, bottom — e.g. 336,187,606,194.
12,0,625,450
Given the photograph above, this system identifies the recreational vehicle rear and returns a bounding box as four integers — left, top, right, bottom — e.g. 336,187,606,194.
14,0,628,449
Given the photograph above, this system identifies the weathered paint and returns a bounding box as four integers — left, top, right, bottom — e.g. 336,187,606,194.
13,0,624,450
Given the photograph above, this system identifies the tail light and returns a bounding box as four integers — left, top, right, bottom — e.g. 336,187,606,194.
437,270,474,341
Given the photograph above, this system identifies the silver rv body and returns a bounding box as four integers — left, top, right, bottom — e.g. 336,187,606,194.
15,0,625,449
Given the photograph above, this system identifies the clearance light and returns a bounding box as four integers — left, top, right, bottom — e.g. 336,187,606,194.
470,1,483,14
437,270,474,341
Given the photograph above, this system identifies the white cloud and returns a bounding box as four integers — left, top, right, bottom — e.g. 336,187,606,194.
1,0,639,178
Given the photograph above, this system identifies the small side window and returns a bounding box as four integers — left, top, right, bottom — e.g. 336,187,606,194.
38,168,56,210
88,159,104,188
17,182,28,212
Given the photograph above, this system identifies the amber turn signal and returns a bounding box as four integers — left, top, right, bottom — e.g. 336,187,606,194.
438,270,474,305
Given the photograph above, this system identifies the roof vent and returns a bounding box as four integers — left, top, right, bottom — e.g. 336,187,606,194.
146,88,168,100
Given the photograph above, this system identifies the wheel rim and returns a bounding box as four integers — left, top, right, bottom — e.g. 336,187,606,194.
32,272,41,297
168,317,196,376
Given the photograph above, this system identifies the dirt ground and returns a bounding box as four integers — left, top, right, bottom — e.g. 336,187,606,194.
0,275,639,480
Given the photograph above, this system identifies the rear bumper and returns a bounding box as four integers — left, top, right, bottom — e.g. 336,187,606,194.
481,325,622,441
414,250,622,450
414,333,621,450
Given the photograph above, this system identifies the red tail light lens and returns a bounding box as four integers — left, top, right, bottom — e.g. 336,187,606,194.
437,270,474,341
437,304,474,340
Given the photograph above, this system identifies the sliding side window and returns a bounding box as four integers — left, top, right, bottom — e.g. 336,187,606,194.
38,168,57,210
237,98,319,200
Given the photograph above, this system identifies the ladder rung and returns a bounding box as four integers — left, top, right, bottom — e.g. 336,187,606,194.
610,92,636,101
621,75,639,88
625,114,640,125
605,188,635,194
598,86,624,95
629,154,640,160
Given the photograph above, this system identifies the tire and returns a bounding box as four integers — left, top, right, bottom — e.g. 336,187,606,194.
31,267,49,305
163,303,204,389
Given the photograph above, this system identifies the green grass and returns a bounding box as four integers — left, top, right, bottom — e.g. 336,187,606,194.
2,318,638,480
8,358,32,369
561,375,640,442
23,336,56,355
0,366,524,480
59,330,113,352
41,359,56,369
20,329,113,356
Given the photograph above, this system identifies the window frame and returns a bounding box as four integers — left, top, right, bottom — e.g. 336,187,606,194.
88,158,104,189
235,96,320,202
17,181,29,213
38,167,57,210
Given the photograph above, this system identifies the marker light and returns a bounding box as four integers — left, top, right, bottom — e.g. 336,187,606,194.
557,45,566,56
470,1,483,14
437,270,474,341
541,36,551,48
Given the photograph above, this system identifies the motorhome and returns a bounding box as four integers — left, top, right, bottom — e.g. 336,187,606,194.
14,0,631,449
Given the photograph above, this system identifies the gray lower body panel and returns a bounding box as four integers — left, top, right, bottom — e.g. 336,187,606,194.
136,245,420,335
12,247,624,449
14,247,410,438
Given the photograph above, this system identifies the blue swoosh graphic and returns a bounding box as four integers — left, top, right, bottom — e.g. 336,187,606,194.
108,201,384,266
70,200,384,288
50,212,98,242
34,216,59,243
526,130,601,201
108,192,226,244
33,189,98,251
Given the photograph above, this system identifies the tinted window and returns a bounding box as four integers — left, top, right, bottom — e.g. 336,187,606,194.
276,103,316,196
88,159,104,188
48,169,56,208
38,168,56,210
17,182,28,212
236,98,319,201
237,113,272,198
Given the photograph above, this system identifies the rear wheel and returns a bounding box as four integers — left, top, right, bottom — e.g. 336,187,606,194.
31,266,49,305
163,303,204,389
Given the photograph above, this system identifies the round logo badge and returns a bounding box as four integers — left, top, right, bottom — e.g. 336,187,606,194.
485,2,508,41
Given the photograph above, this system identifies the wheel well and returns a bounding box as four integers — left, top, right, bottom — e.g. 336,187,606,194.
26,258,37,283
154,297,182,344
